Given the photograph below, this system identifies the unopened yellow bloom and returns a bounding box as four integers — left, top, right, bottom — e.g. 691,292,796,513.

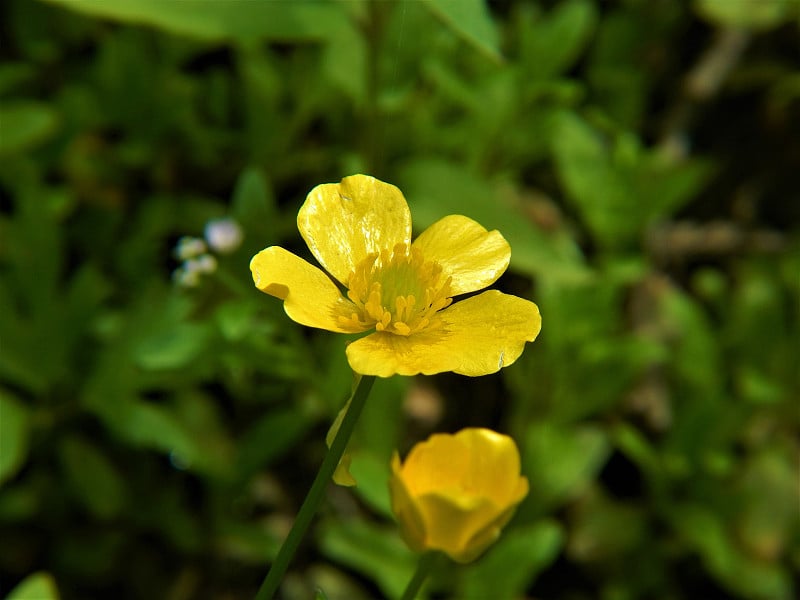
389,428,529,563
250,175,541,377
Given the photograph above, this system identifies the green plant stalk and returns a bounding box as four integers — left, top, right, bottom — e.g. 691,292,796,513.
399,552,438,600
255,375,377,600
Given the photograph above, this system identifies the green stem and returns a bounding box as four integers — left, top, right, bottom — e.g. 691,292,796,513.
400,552,438,600
254,375,376,600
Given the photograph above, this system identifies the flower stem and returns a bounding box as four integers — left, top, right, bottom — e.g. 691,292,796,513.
254,375,376,600
400,552,438,600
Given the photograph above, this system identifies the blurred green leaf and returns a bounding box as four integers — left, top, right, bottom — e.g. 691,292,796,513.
0,101,60,155
215,300,259,342
173,391,235,474
423,0,503,64
3,187,64,319
737,365,783,405
521,0,597,80
58,436,126,519
105,399,223,477
0,478,42,522
400,158,589,282
528,277,667,422
322,14,366,104
128,291,212,372
585,11,653,127
231,166,277,244
612,422,662,489
6,571,60,600
349,451,392,518
637,155,714,219
523,422,610,513
351,376,405,462
735,449,798,563
551,111,638,245
462,520,563,600
567,488,647,562
216,521,279,564
0,62,36,96
314,588,329,600
567,489,649,564
235,45,308,166
237,408,313,479
40,0,349,43
319,519,416,599
133,322,210,371
695,0,795,30
0,392,31,486
659,283,722,395
671,504,794,600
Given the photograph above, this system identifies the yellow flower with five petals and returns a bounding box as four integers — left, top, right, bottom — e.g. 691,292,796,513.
250,175,541,377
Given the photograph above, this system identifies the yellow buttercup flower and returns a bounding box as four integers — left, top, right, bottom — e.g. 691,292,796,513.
389,428,529,563
250,175,541,377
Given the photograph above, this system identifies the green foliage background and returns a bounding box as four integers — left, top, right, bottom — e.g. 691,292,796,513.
1,1,798,599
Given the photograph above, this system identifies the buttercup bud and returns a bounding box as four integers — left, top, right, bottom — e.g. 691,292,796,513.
389,428,528,563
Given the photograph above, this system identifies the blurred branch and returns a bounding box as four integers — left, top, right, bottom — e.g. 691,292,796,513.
658,27,751,160
646,220,785,265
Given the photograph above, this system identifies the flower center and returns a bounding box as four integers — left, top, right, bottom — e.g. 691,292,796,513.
340,243,453,336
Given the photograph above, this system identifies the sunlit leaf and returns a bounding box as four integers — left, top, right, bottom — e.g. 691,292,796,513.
40,0,348,43
695,0,794,30
6,572,60,600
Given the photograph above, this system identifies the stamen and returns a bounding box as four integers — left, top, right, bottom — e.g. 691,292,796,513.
344,244,453,337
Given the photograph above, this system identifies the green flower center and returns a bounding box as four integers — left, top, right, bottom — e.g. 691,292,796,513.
340,243,453,336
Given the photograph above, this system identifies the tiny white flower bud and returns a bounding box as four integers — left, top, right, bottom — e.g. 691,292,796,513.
205,218,243,254
173,266,201,287
174,236,207,261
193,254,218,274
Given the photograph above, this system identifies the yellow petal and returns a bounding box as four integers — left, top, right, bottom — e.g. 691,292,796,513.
346,290,542,377
401,433,472,495
250,246,366,333
412,215,510,296
458,494,528,563
456,428,526,505
298,175,412,285
414,491,501,562
389,453,428,553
